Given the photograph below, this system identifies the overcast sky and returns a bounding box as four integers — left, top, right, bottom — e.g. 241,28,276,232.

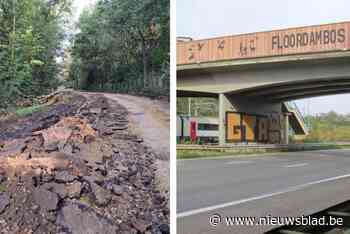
73,0,97,21
177,0,350,115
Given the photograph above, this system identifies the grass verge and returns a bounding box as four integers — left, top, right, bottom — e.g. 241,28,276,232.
177,148,277,159
177,144,350,160
14,105,47,118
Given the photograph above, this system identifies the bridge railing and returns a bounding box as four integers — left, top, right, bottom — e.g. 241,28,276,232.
286,101,310,132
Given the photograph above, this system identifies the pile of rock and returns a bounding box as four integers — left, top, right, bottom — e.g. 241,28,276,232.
0,93,169,234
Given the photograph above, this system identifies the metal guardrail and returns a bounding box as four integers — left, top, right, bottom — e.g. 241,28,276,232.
177,142,350,151
286,101,310,132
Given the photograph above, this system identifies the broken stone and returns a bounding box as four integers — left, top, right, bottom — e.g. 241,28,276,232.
111,185,123,196
0,173,6,184
31,204,40,213
158,224,170,234
62,144,73,154
89,108,102,115
91,183,111,207
100,127,114,136
39,126,72,149
0,139,27,157
45,141,59,152
0,93,169,232
33,188,58,211
136,138,143,143
42,172,54,183
0,193,10,214
83,175,103,186
84,135,95,144
66,182,82,198
31,113,59,131
132,219,150,233
43,183,67,199
111,125,128,131
57,202,118,234
128,165,138,176
95,166,107,177
55,171,76,183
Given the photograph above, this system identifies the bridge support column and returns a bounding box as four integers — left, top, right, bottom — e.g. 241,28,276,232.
219,93,227,146
284,113,290,144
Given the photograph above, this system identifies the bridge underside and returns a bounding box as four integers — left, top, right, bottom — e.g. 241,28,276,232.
177,52,350,145
229,78,350,102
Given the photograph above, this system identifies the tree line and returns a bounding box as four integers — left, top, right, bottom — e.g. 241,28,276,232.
177,97,219,117
304,111,350,142
69,0,170,97
0,0,72,109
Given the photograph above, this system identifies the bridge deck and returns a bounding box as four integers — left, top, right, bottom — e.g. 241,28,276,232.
177,21,350,67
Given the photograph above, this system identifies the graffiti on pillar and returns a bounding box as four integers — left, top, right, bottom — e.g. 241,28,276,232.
241,115,257,142
226,112,266,143
258,117,268,142
226,112,242,141
226,111,283,144
269,131,281,144
268,113,281,131
267,113,282,143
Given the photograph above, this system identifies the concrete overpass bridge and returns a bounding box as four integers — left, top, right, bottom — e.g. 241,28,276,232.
177,21,350,145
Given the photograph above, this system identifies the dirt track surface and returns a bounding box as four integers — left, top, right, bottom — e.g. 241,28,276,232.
82,92,170,198
99,93,169,161
0,91,169,234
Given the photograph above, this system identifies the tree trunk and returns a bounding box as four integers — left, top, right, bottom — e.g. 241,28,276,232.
142,41,148,89
11,0,17,81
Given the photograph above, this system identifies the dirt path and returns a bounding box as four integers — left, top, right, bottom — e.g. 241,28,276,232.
81,92,170,195
102,93,169,160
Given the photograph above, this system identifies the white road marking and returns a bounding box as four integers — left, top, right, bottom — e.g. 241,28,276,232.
284,163,308,168
226,160,253,165
177,173,350,218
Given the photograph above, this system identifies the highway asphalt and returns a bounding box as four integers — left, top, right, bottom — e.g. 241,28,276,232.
177,149,350,234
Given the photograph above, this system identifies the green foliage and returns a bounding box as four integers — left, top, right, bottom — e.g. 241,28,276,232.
69,0,170,97
177,97,219,117
0,0,72,108
305,111,350,142
15,104,46,117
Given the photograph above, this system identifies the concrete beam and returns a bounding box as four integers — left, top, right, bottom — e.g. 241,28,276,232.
177,60,350,94
178,51,350,72
176,90,218,98
238,79,350,97
270,88,350,102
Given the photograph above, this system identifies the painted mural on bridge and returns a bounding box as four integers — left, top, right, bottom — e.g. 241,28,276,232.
177,21,350,65
226,112,284,144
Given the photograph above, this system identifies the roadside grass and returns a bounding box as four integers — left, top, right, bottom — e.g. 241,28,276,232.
14,105,47,118
177,144,350,160
177,149,277,159
0,183,7,193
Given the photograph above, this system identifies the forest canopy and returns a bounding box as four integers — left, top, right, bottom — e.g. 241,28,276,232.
0,0,72,108
0,0,169,110
69,0,170,97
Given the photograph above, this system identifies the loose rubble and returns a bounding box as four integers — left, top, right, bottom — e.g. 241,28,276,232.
0,91,169,234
